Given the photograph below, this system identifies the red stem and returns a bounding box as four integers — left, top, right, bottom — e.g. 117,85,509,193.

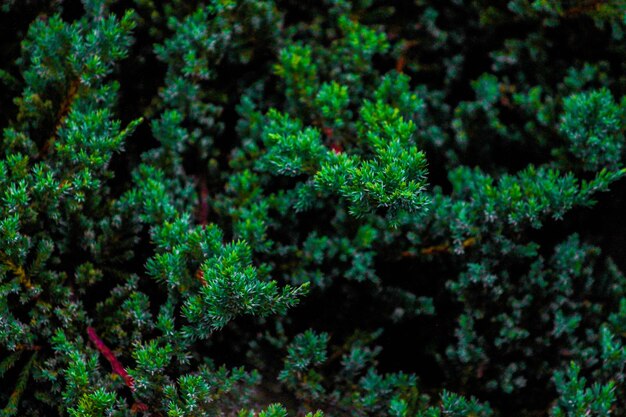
330,142,343,154
87,326,135,391
87,327,150,413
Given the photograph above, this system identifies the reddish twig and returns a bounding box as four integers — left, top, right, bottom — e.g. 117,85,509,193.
14,344,41,351
322,126,334,139
402,237,477,257
195,268,207,286
396,55,407,73
395,40,418,73
87,327,135,390
131,402,149,413
40,78,80,158
87,327,150,413
330,143,343,154
322,125,343,154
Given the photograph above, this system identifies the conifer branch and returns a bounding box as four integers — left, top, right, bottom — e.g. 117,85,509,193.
86,326,135,391
419,237,477,255
0,352,36,417
40,77,81,158
0,254,32,289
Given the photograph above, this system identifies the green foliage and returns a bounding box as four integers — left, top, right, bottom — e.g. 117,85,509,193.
258,105,429,223
2,0,626,416
418,391,493,417
560,89,625,171
551,362,615,417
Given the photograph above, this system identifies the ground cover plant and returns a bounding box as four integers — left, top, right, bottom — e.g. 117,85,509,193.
2,0,626,416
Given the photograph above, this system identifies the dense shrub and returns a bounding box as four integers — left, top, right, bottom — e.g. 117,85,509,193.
2,0,626,416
